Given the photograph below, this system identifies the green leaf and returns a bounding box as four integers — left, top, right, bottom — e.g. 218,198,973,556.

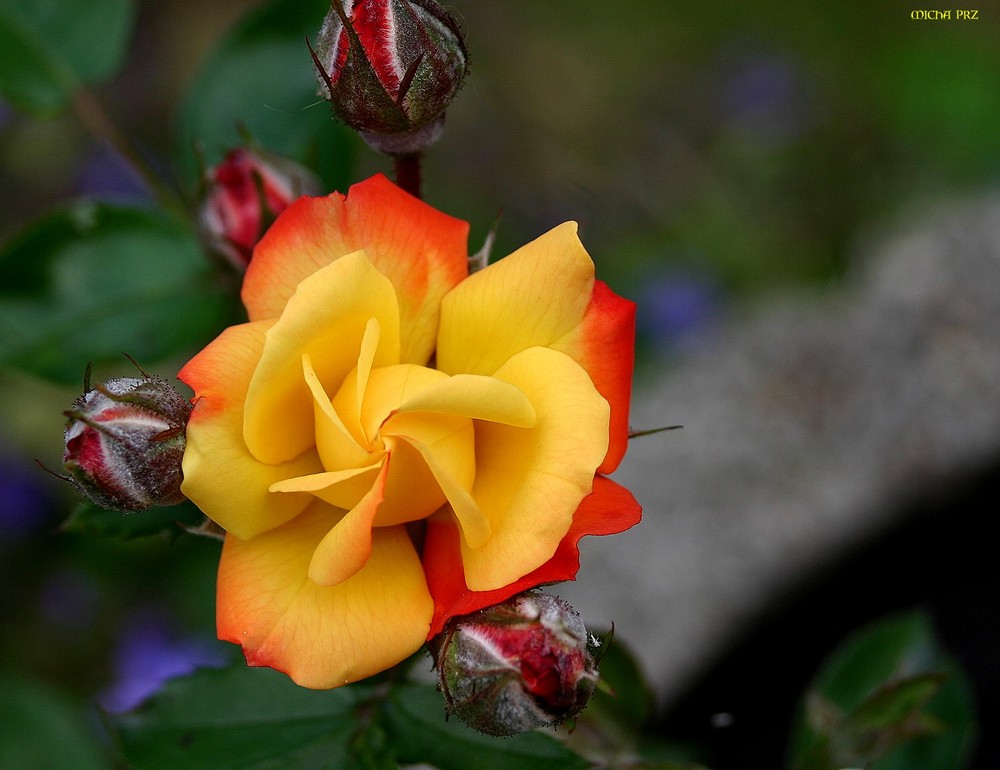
560,633,706,768
383,683,590,770
845,672,947,732
61,499,208,540
788,611,976,770
110,665,366,770
589,632,657,730
0,0,134,115
175,0,355,193
0,201,234,384
0,675,107,770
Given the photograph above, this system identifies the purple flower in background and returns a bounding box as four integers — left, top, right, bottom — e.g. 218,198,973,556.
38,568,102,631
76,144,150,202
716,47,813,143
98,610,228,713
0,448,57,544
637,270,719,354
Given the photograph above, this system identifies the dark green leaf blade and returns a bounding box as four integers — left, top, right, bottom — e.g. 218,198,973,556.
0,201,234,383
110,665,365,770
61,499,208,540
0,0,135,114
788,611,976,770
588,631,657,730
175,0,355,193
384,683,590,770
0,675,107,770
566,633,704,768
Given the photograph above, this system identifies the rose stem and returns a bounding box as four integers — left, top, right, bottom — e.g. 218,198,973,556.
393,153,423,199
71,88,189,221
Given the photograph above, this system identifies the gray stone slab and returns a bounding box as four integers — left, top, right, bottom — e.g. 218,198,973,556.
557,197,1000,703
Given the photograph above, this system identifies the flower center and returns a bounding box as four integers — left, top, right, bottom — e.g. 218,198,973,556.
267,317,537,586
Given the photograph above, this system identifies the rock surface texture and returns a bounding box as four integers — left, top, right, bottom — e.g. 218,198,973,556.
560,197,1000,702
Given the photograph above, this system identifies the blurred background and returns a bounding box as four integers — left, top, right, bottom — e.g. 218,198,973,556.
2,1,998,766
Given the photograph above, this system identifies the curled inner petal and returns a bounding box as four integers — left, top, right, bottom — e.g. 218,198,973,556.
243,252,400,465
308,463,389,586
269,463,384,510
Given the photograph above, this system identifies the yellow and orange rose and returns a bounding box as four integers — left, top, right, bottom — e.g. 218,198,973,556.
179,174,640,688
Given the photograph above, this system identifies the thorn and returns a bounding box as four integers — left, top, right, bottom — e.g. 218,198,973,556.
628,425,682,438
152,426,184,443
181,518,226,541
82,362,93,393
469,208,502,273
307,36,336,99
329,0,351,28
122,353,151,378
35,458,70,482
397,52,425,105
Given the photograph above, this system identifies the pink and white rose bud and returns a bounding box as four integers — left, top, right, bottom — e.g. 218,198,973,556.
61,373,192,513
431,591,599,736
313,0,468,155
199,148,320,270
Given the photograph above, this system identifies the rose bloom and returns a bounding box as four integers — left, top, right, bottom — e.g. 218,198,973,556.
179,175,640,688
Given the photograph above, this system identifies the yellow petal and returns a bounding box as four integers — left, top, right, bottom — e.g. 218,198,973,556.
303,353,375,471
395,433,490,549
356,363,447,442
460,346,610,590
373,435,449,527
437,222,594,377
242,176,468,364
394,374,536,427
179,322,320,540
243,252,401,465
269,462,384,511
307,463,388,586
217,501,432,688
331,316,383,449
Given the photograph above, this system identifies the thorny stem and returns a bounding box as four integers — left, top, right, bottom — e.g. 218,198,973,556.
393,153,423,199
71,88,189,221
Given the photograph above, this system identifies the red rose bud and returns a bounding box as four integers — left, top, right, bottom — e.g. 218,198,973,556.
430,591,599,736
61,372,192,513
312,0,468,155
199,148,320,270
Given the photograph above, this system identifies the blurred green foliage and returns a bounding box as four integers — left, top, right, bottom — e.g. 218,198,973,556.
789,612,976,769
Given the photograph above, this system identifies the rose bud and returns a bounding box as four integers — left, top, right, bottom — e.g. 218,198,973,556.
199,147,320,270
430,591,599,736
312,0,468,155
60,369,192,513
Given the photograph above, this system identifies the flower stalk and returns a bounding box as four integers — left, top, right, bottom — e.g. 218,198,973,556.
70,89,188,221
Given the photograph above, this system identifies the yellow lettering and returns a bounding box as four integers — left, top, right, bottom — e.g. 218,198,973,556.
911,9,926,18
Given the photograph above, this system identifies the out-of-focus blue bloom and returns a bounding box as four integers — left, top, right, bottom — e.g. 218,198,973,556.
0,448,57,544
76,143,150,202
98,610,228,713
38,568,102,631
636,270,719,355
717,48,812,144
